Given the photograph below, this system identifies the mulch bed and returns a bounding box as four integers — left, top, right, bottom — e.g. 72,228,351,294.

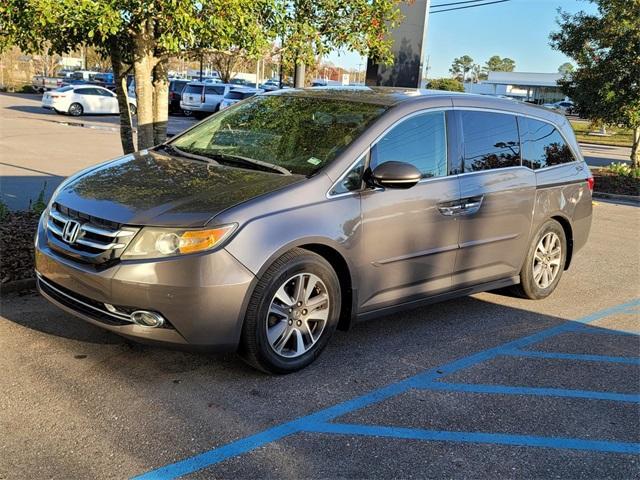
0,211,39,285
592,171,640,197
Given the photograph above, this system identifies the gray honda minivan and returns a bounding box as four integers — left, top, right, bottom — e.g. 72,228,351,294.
35,87,593,373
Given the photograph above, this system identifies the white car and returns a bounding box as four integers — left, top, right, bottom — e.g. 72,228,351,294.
219,88,263,110
543,101,575,115
42,85,137,116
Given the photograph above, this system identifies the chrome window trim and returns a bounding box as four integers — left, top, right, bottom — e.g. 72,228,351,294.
452,106,582,171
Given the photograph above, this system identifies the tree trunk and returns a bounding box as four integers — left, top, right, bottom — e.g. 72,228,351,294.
294,62,305,88
631,126,640,169
109,47,135,154
133,19,157,150
152,58,169,146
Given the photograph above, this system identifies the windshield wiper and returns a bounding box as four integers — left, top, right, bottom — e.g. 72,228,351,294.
156,144,220,165
196,151,291,175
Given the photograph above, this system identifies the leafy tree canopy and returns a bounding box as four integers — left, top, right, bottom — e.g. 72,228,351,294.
550,0,640,165
428,78,464,92
484,55,515,73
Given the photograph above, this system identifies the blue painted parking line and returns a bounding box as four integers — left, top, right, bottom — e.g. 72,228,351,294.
304,423,640,455
560,324,638,336
133,298,640,480
500,349,640,365
416,382,640,403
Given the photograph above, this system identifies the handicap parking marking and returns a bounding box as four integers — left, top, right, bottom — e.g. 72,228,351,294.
133,299,640,480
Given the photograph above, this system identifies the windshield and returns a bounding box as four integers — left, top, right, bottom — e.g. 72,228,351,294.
170,95,387,176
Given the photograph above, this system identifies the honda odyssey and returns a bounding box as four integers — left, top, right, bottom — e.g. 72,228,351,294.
35,87,593,373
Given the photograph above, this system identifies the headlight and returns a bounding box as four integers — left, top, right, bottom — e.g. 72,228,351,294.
121,224,236,259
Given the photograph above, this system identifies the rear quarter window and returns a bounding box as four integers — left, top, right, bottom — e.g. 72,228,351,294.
520,117,575,169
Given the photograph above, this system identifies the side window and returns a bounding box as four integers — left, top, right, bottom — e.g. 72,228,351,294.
461,111,521,172
330,157,365,195
75,88,92,96
370,111,447,179
521,117,575,169
206,86,225,95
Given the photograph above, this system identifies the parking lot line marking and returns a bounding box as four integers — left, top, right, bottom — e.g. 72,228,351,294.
500,349,640,365
133,298,640,480
304,423,640,455
415,382,640,403
566,325,639,336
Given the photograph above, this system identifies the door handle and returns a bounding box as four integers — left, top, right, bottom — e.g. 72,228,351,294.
459,195,484,215
438,203,463,216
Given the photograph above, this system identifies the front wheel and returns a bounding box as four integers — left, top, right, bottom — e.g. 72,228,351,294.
239,248,341,374
513,219,567,300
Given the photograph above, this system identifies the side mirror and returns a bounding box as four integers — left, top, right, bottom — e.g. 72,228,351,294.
368,161,422,189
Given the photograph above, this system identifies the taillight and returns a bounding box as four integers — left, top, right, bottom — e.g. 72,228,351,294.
50,94,60,99
587,176,594,192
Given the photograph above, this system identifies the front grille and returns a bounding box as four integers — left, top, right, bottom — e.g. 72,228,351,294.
46,203,139,266
37,275,133,326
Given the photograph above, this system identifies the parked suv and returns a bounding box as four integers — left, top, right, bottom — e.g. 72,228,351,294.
180,81,232,118
35,87,593,373
169,79,189,115
219,87,263,110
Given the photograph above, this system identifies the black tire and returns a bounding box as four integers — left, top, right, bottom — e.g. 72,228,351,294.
512,219,567,300
239,248,341,374
68,103,83,116
182,109,193,117
128,103,137,115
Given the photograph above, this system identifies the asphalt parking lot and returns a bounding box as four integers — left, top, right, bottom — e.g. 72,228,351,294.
0,200,638,479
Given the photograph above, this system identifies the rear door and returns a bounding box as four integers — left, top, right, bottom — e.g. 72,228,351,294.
205,85,227,110
74,88,101,113
452,109,536,287
358,110,461,312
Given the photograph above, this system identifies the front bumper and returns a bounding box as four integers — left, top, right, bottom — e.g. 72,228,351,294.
35,217,255,350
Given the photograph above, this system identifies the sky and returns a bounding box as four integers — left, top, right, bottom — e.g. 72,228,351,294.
325,0,598,78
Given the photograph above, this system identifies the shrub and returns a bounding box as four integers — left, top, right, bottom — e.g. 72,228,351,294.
608,162,640,179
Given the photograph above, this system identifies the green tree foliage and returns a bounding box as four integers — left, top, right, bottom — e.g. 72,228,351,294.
0,0,277,152
449,55,475,82
557,62,575,74
550,0,640,166
427,78,464,92
484,55,516,73
279,0,402,87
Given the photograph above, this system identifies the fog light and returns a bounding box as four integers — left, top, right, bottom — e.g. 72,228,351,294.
131,310,165,328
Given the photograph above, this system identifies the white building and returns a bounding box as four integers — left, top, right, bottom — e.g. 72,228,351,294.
465,72,568,104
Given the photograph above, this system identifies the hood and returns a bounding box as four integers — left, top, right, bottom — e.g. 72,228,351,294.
53,150,305,227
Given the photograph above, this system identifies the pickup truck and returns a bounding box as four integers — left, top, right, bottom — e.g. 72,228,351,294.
32,75,64,93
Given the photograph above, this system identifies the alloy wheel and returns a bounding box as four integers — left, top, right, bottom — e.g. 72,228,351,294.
532,232,562,289
266,273,330,358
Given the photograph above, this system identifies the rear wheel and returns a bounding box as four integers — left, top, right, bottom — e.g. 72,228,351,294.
182,109,193,117
239,248,341,374
68,102,83,116
128,103,137,115
513,219,566,299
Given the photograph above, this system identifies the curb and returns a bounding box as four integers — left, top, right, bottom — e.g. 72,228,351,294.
0,278,36,295
593,191,640,205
